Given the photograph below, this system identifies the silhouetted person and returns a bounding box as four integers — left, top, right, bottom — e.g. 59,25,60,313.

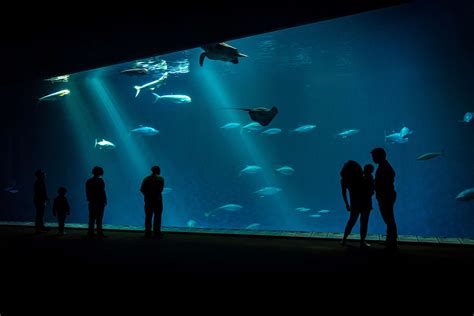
371,148,398,250
359,164,375,246
340,160,370,248
140,166,165,238
33,169,49,233
86,166,107,238
52,186,70,236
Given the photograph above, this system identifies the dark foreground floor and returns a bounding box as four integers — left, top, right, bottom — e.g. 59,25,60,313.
1,225,473,313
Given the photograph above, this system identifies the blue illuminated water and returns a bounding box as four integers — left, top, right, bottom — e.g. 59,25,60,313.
1,1,474,238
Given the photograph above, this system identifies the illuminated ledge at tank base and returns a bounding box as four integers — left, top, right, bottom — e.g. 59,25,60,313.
1,221,473,246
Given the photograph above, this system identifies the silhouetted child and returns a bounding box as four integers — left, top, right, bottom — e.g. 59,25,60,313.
53,187,70,236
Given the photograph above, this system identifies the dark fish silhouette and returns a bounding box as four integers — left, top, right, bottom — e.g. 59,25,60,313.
200,42,248,66
222,106,278,126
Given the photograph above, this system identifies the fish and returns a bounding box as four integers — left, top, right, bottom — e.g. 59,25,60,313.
399,126,413,138
38,89,70,102
254,187,282,197
245,223,261,230
242,122,264,132
120,68,149,76
221,107,278,126
275,166,295,176
133,72,168,97
262,128,282,135
152,93,192,104
44,75,69,83
4,182,19,194
318,210,331,214
336,129,360,138
205,204,242,217
385,131,409,144
459,112,473,123
309,214,321,218
220,123,241,129
130,126,159,136
455,188,474,201
292,125,316,133
295,207,311,212
187,220,197,227
94,138,116,150
162,187,173,195
239,165,262,176
416,151,446,161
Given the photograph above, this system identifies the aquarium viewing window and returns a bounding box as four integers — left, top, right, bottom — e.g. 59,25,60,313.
2,1,474,240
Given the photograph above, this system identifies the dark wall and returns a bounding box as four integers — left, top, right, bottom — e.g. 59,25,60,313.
0,1,407,86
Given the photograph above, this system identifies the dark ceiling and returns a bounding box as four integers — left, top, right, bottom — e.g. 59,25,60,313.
0,1,409,86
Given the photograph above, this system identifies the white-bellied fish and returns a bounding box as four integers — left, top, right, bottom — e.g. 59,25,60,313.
120,68,149,76
220,123,241,129
162,187,173,195
242,122,264,132
295,207,311,212
39,89,70,102
4,182,19,194
455,188,474,201
385,126,413,144
239,165,262,176
245,223,261,230
262,128,282,135
275,166,295,176
152,93,191,104
336,129,360,139
417,151,446,161
130,125,159,136
292,124,316,133
205,203,242,217
133,72,168,97
385,131,408,144
318,210,331,214
44,75,69,84
459,112,473,123
94,138,116,150
309,214,321,218
254,187,282,197
187,220,197,227
400,126,413,138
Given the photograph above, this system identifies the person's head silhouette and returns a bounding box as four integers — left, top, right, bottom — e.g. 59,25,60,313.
371,148,386,164
57,186,67,196
151,165,161,175
364,164,374,175
35,169,46,179
340,160,362,184
92,166,104,177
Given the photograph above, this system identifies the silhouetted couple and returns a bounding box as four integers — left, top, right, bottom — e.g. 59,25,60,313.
340,148,398,250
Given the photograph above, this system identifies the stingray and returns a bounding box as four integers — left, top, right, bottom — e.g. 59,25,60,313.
221,106,278,126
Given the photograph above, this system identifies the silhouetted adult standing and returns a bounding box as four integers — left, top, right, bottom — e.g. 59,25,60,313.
340,160,371,248
371,148,398,250
86,166,107,238
34,169,49,233
140,166,165,238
